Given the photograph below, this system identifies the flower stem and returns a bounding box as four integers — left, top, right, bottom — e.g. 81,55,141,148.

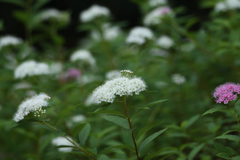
123,97,140,160
41,121,96,160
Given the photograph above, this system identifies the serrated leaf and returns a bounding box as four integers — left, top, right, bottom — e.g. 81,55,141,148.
188,143,205,160
104,115,129,129
72,123,87,139
202,106,227,116
213,142,232,155
145,99,168,108
139,128,168,153
79,123,91,146
232,156,240,160
92,110,126,118
215,134,240,143
137,120,162,140
54,103,82,126
217,153,231,159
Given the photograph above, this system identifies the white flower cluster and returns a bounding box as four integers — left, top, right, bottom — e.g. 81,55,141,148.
52,136,75,152
171,74,186,85
106,70,121,79
13,93,50,122
14,60,49,79
80,5,110,22
40,8,70,22
144,7,172,26
149,0,167,7
49,62,63,74
91,23,121,41
70,50,96,67
126,27,153,45
215,0,240,12
92,71,147,104
84,94,98,106
0,35,22,50
156,35,174,49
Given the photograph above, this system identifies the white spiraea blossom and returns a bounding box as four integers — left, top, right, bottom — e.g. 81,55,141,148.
52,136,75,152
156,35,174,49
0,35,22,49
171,74,186,85
144,6,172,26
149,0,167,7
71,114,86,123
106,70,121,80
80,5,110,22
70,50,96,67
91,23,121,40
40,9,70,22
92,71,147,104
215,0,240,12
13,93,50,122
126,27,153,45
14,60,50,79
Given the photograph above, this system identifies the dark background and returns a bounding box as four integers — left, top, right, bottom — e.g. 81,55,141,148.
0,0,208,48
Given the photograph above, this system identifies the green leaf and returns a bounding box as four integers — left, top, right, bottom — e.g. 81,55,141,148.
131,106,149,120
217,153,231,159
188,143,204,160
213,142,232,155
72,123,87,139
54,104,82,126
145,99,168,108
98,126,117,138
215,134,240,143
232,156,240,160
79,123,91,146
202,106,228,116
33,0,50,10
143,149,178,160
105,145,135,152
104,115,129,129
99,154,110,160
183,115,200,130
137,120,162,140
92,110,126,118
139,128,168,153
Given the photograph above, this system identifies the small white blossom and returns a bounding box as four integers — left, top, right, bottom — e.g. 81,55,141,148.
156,35,174,49
85,94,98,106
171,74,186,85
149,0,167,7
215,0,240,12
92,71,147,104
80,5,110,22
144,6,172,26
70,50,96,67
91,23,121,40
106,70,121,80
13,82,31,90
126,27,153,45
0,35,22,50
52,136,75,152
40,8,70,22
71,114,86,123
14,60,50,79
13,93,50,122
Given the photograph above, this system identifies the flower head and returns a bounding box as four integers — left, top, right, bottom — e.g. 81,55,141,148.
126,27,153,45
0,35,22,50
213,83,240,104
14,60,50,79
52,136,75,152
171,74,186,85
106,70,121,80
40,9,70,22
215,0,240,12
13,93,50,122
156,35,174,49
80,5,110,22
70,50,96,67
92,70,147,104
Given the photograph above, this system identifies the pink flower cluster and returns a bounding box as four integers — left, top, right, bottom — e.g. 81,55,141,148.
213,82,240,104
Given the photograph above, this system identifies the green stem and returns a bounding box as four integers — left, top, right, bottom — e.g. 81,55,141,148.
123,97,140,160
41,121,96,160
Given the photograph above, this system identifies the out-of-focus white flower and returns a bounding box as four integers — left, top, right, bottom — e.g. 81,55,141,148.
13,82,31,90
52,136,75,152
215,0,240,12
171,74,186,85
91,23,121,40
85,94,98,106
144,6,172,26
71,114,86,123
80,5,110,22
49,62,63,74
106,70,121,80
40,8,70,22
14,60,50,79
156,35,174,49
0,35,22,50
13,93,50,122
150,49,169,57
149,0,167,7
92,70,147,104
126,27,153,45
70,50,96,67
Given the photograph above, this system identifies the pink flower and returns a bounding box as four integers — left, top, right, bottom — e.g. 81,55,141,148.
160,7,171,15
67,68,81,79
213,82,240,104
